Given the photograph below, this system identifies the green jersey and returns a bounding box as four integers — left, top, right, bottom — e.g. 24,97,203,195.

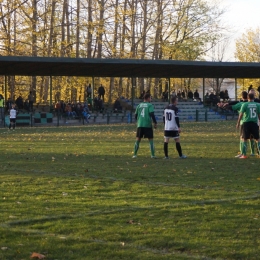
232,102,246,125
135,102,155,128
232,102,244,111
240,102,260,123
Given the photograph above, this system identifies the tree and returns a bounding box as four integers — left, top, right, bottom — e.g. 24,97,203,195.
235,28,260,93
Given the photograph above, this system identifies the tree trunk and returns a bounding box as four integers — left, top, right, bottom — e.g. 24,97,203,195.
48,0,56,56
97,0,105,58
60,0,66,57
76,0,80,57
87,0,93,58
65,0,71,56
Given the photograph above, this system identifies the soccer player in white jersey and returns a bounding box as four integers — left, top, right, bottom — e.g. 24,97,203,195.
163,96,187,159
9,103,17,130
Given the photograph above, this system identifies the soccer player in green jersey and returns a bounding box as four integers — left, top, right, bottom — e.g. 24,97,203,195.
133,93,157,158
219,91,257,157
236,93,260,159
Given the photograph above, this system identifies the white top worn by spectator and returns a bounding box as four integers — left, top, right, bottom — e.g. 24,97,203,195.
10,108,17,119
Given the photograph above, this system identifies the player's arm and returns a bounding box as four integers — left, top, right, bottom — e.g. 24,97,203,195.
231,103,242,111
163,110,165,125
134,106,138,121
236,113,243,128
176,115,181,132
236,103,246,128
149,112,157,128
228,101,239,106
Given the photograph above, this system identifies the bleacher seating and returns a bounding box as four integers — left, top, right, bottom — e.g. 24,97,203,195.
3,99,235,127
16,113,31,126
34,112,53,124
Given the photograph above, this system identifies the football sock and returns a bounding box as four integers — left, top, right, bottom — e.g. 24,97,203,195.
250,139,255,154
149,140,155,156
9,124,11,129
164,142,168,157
176,142,182,157
242,141,247,155
257,141,260,155
134,140,140,155
240,140,243,154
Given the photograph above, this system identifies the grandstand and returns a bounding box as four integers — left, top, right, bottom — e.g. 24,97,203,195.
73,99,237,125
2,98,236,128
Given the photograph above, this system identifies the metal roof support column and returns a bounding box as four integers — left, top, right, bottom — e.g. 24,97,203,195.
235,78,237,101
168,78,171,103
131,77,135,123
202,78,205,105
4,75,7,102
49,76,53,108
92,77,95,112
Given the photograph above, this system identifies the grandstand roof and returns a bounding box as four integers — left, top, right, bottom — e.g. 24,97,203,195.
0,56,260,78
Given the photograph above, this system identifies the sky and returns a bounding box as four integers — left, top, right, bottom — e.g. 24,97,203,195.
219,0,260,61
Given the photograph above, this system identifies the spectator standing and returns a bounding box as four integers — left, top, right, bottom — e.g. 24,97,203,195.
219,90,225,100
181,90,186,99
209,92,219,105
55,101,61,116
193,89,200,101
139,90,145,99
171,89,176,97
224,90,229,101
257,86,260,99
162,91,168,101
98,84,105,101
15,95,23,109
23,100,30,112
60,100,66,114
86,84,92,98
187,88,193,100
6,97,13,113
28,91,34,112
9,103,17,130
0,93,4,123
184,87,188,98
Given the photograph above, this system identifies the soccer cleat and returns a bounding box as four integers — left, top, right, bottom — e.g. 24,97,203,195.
163,157,169,159
179,155,187,159
132,155,137,158
250,154,255,156
235,154,242,158
151,156,157,159
239,155,248,159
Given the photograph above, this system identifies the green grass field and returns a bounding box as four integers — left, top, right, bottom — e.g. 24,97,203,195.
0,121,260,260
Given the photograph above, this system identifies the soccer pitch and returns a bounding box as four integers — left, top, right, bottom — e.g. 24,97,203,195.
0,121,259,260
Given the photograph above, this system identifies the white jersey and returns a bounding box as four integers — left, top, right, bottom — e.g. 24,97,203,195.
10,108,17,119
163,104,179,131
